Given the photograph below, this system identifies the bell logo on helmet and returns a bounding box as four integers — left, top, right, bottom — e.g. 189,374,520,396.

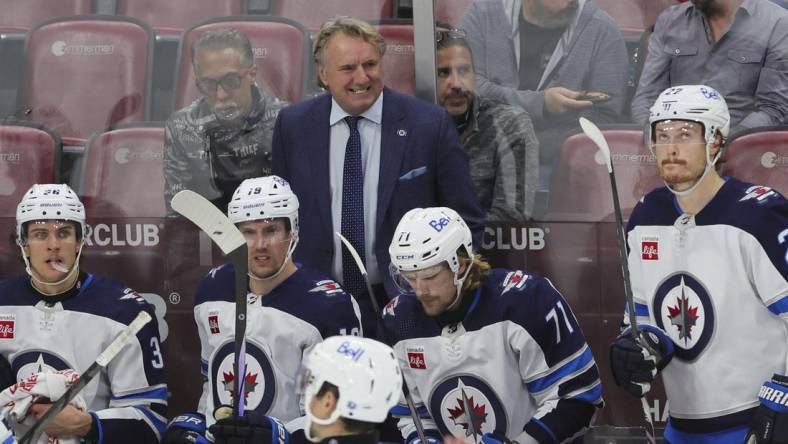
336,341,365,362
429,217,450,232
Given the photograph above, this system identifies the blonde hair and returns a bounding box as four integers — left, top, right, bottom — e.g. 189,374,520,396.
312,16,386,88
460,252,491,293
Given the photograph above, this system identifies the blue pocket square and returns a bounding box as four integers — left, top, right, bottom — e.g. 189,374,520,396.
399,166,427,181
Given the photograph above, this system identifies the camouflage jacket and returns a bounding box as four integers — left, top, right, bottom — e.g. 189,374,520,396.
457,96,539,221
163,87,287,215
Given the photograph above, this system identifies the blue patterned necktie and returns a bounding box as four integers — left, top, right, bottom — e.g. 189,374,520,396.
341,116,366,298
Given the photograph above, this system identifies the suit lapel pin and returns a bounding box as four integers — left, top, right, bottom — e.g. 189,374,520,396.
397,129,407,137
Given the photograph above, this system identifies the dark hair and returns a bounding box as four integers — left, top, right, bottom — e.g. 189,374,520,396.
435,28,472,59
316,382,378,434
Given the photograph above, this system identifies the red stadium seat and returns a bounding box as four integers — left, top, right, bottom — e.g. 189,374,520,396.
0,121,61,217
17,16,153,141
722,126,788,195
270,0,394,32
75,124,165,218
546,126,663,222
435,0,474,28
116,0,244,37
174,16,311,108
375,21,416,96
0,0,92,32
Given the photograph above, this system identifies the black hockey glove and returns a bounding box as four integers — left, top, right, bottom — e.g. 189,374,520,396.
162,412,211,444
209,411,290,444
0,354,14,391
609,325,674,398
745,374,788,444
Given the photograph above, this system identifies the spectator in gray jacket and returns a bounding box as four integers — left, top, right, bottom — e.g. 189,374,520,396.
163,28,287,214
436,30,539,221
631,0,788,129
461,0,628,184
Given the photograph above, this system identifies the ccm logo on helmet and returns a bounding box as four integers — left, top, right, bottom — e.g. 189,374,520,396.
429,217,450,232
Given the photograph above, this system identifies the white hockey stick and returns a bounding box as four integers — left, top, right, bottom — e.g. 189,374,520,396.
19,311,152,444
336,232,429,444
171,190,249,416
579,117,657,443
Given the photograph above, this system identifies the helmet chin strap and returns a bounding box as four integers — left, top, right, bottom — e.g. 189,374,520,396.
445,255,474,313
19,241,84,296
664,140,721,198
247,235,298,283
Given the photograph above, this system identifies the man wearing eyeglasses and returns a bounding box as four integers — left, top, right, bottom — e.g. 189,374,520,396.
164,28,288,215
436,30,539,221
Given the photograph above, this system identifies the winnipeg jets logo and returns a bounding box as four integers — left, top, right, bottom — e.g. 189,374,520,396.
667,288,699,344
501,271,528,294
740,185,777,203
309,280,343,295
653,273,715,361
221,367,260,403
431,376,506,442
447,380,487,439
384,297,399,317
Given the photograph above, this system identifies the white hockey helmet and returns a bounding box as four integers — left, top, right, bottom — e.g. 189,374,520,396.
648,84,730,151
302,336,402,430
228,175,299,232
16,184,86,245
388,207,473,301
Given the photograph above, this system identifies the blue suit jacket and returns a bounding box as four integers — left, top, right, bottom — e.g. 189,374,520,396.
272,87,484,296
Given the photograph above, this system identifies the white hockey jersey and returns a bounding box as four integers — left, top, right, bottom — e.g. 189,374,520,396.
193,264,362,431
383,269,602,444
0,273,168,443
626,178,788,437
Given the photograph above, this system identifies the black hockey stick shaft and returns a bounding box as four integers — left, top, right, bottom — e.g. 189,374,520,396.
19,311,152,444
336,233,429,444
171,190,249,416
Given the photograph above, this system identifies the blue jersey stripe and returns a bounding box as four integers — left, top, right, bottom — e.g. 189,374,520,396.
768,295,788,316
664,421,748,444
133,406,167,435
113,387,168,402
634,303,649,317
526,347,594,393
391,404,431,418
570,382,603,404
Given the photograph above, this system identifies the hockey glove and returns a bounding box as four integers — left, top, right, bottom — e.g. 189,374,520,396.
745,374,788,444
609,325,674,397
162,412,211,444
481,431,513,444
209,412,289,444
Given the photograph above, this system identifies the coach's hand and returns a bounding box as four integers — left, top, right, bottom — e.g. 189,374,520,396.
746,374,788,444
609,325,674,397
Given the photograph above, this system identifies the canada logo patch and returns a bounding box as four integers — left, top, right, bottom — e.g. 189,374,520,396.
408,352,426,369
640,236,659,261
208,314,220,334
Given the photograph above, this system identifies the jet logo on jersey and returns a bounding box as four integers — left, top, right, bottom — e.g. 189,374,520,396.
211,340,276,414
208,314,220,334
431,375,507,442
384,297,399,317
501,271,528,295
653,273,715,361
309,280,343,296
641,235,659,260
0,315,15,339
740,185,777,203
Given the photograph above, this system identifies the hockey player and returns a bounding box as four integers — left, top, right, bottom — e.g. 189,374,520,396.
609,85,788,443
0,184,167,443
298,335,402,443
384,207,602,444
163,176,363,444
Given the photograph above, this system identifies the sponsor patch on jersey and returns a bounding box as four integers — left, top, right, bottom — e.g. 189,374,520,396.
641,236,659,261
120,288,147,304
408,352,426,369
309,280,343,295
501,270,528,295
740,185,777,203
208,314,220,334
0,315,15,339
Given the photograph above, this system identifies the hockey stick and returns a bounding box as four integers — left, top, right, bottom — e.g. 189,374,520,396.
171,190,249,416
336,233,429,444
18,311,152,444
579,117,657,443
